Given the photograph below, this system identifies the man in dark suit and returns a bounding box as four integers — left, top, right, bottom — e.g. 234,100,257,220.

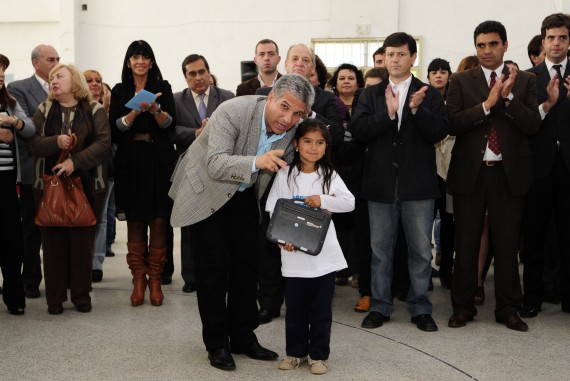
446,20,541,332
522,13,570,317
255,43,344,324
236,39,282,96
169,75,314,371
169,54,235,293
349,32,448,332
8,44,60,299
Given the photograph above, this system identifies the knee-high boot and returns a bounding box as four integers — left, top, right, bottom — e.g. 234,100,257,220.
126,242,148,306
147,246,167,306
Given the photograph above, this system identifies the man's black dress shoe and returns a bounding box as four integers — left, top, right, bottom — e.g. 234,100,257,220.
411,314,438,332
25,285,40,299
48,304,64,315
519,304,540,318
495,313,528,332
182,282,196,293
8,306,25,316
208,348,236,371
75,304,92,313
92,270,103,282
231,342,278,360
448,312,473,328
361,311,390,328
105,249,115,257
259,309,280,324
160,274,172,285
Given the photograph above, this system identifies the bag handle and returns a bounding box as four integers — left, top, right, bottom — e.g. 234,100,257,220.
56,133,78,165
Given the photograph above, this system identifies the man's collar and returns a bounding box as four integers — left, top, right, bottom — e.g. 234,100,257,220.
190,86,210,98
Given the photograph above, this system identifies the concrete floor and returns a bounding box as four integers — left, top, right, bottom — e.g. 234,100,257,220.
1,221,569,381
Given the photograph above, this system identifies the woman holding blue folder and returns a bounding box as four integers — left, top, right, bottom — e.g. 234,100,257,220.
110,40,177,307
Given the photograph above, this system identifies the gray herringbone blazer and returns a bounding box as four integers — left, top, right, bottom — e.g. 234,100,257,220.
169,95,297,227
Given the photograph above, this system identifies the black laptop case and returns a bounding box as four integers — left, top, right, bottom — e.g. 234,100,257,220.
266,198,332,256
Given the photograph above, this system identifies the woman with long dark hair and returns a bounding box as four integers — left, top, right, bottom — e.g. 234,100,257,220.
109,40,176,307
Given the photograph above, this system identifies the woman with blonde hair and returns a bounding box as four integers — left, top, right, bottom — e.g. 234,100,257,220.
29,63,110,315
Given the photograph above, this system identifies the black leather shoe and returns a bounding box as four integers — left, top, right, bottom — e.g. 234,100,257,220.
92,270,103,282
105,249,115,257
519,304,540,318
448,312,473,328
75,303,92,313
182,282,196,293
231,342,278,360
25,285,41,299
495,313,529,332
361,311,390,328
259,309,280,324
160,275,172,285
411,314,438,332
48,304,64,315
208,348,236,371
8,306,25,316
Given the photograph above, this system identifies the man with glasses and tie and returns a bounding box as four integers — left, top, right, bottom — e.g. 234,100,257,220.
170,54,234,293
446,20,541,332
521,13,570,319
8,44,60,300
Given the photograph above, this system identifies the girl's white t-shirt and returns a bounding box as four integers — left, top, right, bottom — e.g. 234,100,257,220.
265,166,355,278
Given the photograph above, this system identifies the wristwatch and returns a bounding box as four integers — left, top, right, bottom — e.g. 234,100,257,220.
503,92,514,102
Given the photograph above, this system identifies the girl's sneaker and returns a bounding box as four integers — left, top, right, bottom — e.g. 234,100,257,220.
278,356,308,370
309,359,328,375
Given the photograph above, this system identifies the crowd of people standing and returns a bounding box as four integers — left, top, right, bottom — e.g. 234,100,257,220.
1,12,570,375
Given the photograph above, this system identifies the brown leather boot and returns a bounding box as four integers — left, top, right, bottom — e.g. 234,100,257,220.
147,246,167,306
126,242,148,307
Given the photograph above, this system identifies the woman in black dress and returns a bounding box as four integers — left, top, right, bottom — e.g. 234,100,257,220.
110,40,176,307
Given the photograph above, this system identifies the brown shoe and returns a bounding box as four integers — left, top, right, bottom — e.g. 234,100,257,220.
495,314,528,332
448,312,473,328
354,296,370,313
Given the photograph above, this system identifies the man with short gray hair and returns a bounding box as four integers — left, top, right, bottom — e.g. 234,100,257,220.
8,44,60,299
169,74,314,371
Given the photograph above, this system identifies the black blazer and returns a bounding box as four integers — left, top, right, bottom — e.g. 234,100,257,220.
527,60,570,180
446,66,541,196
348,76,449,202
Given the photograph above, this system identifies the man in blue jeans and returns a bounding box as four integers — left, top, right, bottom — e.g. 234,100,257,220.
349,32,448,332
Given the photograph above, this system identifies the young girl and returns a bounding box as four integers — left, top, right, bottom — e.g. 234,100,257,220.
265,119,355,375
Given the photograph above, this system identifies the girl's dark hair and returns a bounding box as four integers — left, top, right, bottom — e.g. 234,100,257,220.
287,119,334,194
330,63,365,96
120,40,163,92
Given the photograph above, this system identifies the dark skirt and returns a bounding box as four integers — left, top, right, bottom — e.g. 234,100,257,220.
114,141,174,222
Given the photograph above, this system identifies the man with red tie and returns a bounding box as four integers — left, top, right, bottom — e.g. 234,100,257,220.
446,20,541,331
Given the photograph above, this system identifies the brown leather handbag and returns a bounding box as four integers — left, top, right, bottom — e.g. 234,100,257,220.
35,134,97,227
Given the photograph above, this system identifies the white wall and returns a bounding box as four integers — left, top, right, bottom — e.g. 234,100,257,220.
2,0,569,92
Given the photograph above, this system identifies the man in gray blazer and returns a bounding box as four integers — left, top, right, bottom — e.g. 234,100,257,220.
169,74,314,371
8,44,60,299
169,54,234,292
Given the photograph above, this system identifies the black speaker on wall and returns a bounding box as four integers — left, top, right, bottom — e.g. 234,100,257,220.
240,61,258,83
